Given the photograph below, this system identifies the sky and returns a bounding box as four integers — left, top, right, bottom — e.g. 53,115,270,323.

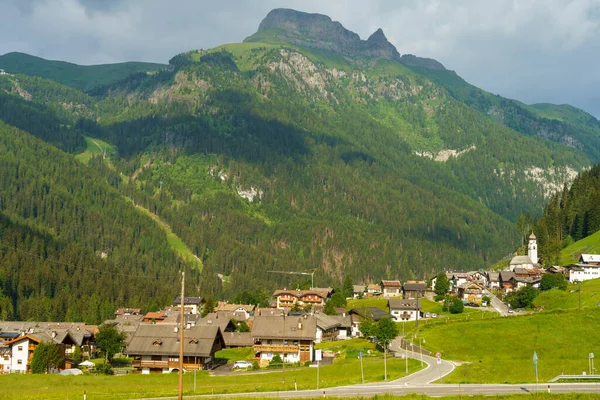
1,0,599,117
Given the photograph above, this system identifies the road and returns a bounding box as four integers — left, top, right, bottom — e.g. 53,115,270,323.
137,347,600,399
484,289,510,316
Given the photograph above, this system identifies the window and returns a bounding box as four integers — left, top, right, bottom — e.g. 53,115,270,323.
17,346,22,351
17,360,22,364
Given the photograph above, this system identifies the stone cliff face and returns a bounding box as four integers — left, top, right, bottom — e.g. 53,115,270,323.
247,8,444,70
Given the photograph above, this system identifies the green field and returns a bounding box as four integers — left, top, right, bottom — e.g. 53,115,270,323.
75,136,116,164
215,346,255,361
534,279,600,311
418,308,600,383
0,356,421,400
559,230,600,265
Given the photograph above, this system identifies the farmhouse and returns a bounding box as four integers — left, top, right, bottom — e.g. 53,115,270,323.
172,297,205,315
127,324,224,374
403,281,427,299
569,264,600,283
457,282,484,303
273,288,333,309
314,312,351,342
388,298,420,322
380,280,402,297
251,315,317,366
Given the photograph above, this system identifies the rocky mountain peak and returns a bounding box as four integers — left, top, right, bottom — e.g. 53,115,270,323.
247,9,443,69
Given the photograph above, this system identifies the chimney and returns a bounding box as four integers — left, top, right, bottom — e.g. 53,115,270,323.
186,323,191,330
298,318,303,330
174,326,178,333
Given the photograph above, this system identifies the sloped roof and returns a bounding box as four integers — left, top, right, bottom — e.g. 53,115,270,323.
580,254,600,263
251,316,317,341
222,331,253,347
173,296,204,305
500,271,516,281
381,280,401,288
273,288,333,298
126,324,221,357
348,307,393,321
388,298,420,310
216,303,255,313
197,313,235,332
488,272,500,282
353,285,366,293
510,255,533,265
403,282,427,291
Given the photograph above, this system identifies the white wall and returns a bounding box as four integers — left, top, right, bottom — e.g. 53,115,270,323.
10,338,29,373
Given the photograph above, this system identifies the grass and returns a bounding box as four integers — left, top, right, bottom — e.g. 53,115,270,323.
315,338,380,358
75,136,116,164
132,201,203,270
0,356,421,399
347,296,391,311
534,279,600,311
418,308,600,383
559,230,600,265
215,346,254,362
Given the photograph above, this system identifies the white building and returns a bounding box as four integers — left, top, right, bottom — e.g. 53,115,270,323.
528,233,538,264
569,264,600,283
388,299,420,322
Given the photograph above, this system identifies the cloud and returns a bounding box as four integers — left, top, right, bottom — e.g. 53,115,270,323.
0,0,599,116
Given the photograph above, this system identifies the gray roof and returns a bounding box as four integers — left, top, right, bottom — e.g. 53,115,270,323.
251,316,317,341
126,324,222,357
314,313,351,330
222,331,253,347
197,313,236,332
173,296,204,305
510,255,533,265
500,271,516,281
388,299,420,310
487,272,500,282
349,307,394,321
353,285,366,293
403,282,427,291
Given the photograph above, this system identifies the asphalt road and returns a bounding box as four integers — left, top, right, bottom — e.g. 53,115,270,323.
138,348,600,399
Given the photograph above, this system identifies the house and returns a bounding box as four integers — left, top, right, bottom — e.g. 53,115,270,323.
380,280,402,297
0,345,11,374
403,281,427,299
499,271,516,292
348,307,394,337
314,313,351,342
251,315,317,366
366,283,382,296
256,308,285,317
8,332,63,373
143,311,167,323
197,313,236,333
487,272,501,290
114,308,143,323
352,285,366,299
273,288,333,310
569,264,600,283
508,234,539,271
0,331,20,344
431,272,454,291
215,303,255,320
449,273,471,292
579,254,600,265
126,324,224,374
457,282,484,304
172,297,204,315
222,331,253,348
388,299,420,322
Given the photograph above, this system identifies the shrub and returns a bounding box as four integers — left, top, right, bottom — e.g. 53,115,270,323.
94,363,113,375
444,296,464,314
252,361,260,370
434,294,445,302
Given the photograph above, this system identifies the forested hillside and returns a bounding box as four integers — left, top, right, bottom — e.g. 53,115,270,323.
0,121,200,323
0,8,598,320
535,164,600,265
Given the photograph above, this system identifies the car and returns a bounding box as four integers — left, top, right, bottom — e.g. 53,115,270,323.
507,308,514,313
233,360,252,369
430,313,438,318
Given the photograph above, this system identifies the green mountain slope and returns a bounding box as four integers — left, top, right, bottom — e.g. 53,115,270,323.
0,121,200,323
1,8,599,306
0,52,166,91
535,163,600,265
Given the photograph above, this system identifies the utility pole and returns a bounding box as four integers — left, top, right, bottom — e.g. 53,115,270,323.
282,312,285,389
178,272,185,400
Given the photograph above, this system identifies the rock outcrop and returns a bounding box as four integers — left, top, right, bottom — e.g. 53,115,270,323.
246,8,445,70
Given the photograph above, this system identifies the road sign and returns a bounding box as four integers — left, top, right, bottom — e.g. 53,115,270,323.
533,351,538,365
590,353,595,359
358,351,363,359
436,352,441,359
315,349,322,361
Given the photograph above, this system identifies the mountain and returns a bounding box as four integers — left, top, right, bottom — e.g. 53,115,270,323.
0,9,599,319
535,163,600,265
0,52,166,92
245,8,445,70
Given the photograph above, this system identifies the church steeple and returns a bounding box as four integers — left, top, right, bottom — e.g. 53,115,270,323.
527,233,538,264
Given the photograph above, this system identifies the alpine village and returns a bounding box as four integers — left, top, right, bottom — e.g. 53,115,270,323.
1,7,600,400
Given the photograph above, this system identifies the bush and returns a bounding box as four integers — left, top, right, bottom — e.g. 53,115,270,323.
252,361,260,370
94,363,113,375
444,296,464,314
269,354,283,368
434,294,445,302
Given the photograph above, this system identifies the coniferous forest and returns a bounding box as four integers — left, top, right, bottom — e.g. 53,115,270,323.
1,19,600,323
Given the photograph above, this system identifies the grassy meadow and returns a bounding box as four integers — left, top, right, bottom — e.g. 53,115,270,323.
0,356,421,400
560,230,600,265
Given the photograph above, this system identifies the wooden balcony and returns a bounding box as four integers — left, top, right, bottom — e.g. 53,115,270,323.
254,344,298,353
131,360,202,370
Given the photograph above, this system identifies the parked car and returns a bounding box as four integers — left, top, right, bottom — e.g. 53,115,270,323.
233,360,252,369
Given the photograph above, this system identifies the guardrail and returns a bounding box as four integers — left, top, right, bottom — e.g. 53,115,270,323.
549,374,600,382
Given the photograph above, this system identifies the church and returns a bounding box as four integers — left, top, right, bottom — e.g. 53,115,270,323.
508,233,539,271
